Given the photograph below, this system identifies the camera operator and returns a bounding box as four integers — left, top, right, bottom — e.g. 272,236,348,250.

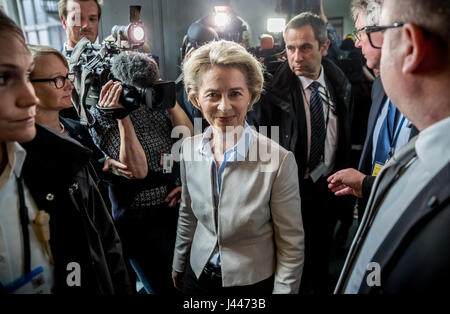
89,62,193,294
59,0,101,57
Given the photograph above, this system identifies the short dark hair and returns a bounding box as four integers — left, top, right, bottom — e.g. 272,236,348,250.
0,10,27,48
58,0,102,21
284,12,328,46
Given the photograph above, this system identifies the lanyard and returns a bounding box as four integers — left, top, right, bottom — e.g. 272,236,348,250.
387,116,406,158
16,175,31,275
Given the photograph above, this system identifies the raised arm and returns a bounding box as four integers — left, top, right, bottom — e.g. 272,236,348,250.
98,80,148,179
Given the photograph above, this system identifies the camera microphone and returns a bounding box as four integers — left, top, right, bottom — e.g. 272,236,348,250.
110,51,159,89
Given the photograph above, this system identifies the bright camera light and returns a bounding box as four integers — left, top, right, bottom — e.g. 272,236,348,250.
132,25,145,42
214,12,231,27
267,18,286,33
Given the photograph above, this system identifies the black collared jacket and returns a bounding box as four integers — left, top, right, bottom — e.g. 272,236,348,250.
248,57,353,179
20,125,132,294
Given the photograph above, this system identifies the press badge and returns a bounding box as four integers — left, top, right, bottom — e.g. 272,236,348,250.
160,153,173,173
372,162,384,177
3,266,51,294
310,162,327,183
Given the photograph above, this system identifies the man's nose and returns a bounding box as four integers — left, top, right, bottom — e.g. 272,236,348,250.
293,49,303,62
81,18,89,29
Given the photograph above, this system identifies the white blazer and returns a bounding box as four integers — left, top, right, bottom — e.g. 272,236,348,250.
172,131,304,294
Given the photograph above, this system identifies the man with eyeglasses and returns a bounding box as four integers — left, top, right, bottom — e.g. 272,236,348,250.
335,0,450,294
327,0,418,223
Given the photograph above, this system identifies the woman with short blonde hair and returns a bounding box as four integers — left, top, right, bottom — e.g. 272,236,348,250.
172,40,304,295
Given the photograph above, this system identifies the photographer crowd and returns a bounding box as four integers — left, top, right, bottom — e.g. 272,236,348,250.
0,0,449,296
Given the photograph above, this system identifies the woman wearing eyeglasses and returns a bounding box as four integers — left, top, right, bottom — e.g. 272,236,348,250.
29,45,74,135
29,45,132,179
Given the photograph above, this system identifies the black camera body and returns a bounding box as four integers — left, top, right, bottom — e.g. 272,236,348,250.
69,25,175,124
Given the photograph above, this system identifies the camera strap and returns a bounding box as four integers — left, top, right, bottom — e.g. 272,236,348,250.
69,37,96,127
78,69,96,127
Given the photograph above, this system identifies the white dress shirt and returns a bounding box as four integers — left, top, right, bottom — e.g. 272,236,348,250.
298,66,339,178
198,122,255,267
0,142,54,293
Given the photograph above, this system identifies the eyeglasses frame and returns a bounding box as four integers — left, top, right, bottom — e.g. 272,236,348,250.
353,22,405,49
31,73,76,89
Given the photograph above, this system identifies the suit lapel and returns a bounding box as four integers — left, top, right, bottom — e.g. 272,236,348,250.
358,162,450,293
336,136,418,293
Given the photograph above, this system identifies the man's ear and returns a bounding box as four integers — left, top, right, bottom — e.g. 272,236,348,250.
402,23,427,74
61,17,67,30
320,39,330,56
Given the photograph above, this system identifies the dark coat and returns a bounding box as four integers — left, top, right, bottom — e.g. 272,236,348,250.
20,125,132,294
248,57,353,179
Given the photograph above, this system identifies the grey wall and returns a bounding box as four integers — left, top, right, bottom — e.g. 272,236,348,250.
100,0,354,81
323,0,353,37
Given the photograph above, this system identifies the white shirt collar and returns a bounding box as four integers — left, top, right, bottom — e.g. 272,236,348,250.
8,142,26,178
298,65,327,91
0,142,27,184
415,116,450,173
63,42,74,54
197,121,255,161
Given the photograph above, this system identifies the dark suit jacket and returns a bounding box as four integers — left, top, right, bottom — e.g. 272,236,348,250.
358,162,450,294
248,57,353,179
356,77,419,220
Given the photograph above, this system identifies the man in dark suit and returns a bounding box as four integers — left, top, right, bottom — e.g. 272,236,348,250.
327,0,418,222
335,0,450,293
248,12,353,294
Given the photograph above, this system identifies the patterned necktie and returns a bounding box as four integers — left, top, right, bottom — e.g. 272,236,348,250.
309,81,326,170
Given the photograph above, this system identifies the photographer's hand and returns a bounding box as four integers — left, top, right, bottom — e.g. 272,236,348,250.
102,157,133,179
98,80,123,108
99,80,148,179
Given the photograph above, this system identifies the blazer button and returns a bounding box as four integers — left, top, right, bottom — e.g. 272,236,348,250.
427,196,438,208
46,193,55,201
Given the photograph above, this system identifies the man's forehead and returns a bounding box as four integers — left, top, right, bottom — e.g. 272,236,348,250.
67,0,98,13
285,26,317,42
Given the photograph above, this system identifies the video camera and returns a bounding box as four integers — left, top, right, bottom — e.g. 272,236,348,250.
68,6,175,125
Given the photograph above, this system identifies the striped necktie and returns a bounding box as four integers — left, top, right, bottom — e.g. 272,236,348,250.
309,81,326,170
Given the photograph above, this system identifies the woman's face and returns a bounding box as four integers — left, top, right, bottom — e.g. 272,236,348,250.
32,54,73,112
196,66,251,132
0,35,38,143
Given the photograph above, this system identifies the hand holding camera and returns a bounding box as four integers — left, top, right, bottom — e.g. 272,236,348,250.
98,80,123,109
